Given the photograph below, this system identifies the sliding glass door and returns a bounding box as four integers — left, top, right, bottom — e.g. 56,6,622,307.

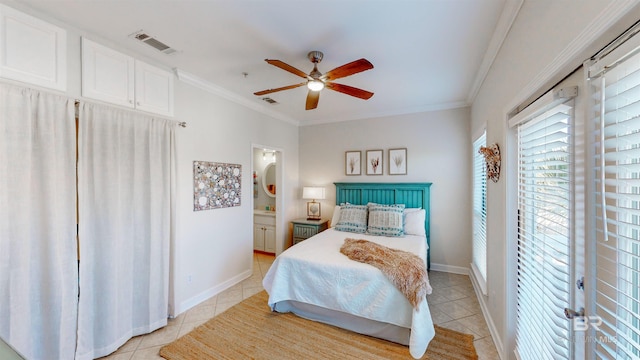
588,29,640,359
511,24,640,359
511,74,582,359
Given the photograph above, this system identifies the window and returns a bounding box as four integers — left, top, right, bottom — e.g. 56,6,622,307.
588,30,640,359
511,90,575,359
472,130,487,293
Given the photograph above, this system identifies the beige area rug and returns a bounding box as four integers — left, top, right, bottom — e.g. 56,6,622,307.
160,291,477,360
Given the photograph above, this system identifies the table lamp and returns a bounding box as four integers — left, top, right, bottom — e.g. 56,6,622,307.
302,186,325,220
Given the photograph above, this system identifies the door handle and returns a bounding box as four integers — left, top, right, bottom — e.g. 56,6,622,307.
564,307,585,319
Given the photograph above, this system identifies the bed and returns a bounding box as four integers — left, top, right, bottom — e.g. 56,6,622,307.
262,182,435,359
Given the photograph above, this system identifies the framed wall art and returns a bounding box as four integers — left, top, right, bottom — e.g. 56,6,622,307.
345,150,361,175
193,161,242,211
389,148,407,175
366,149,383,175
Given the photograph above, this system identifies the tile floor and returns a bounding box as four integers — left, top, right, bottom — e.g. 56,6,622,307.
99,253,500,359
427,271,500,359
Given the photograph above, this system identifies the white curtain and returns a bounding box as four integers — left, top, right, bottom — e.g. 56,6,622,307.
0,83,78,359
76,102,175,359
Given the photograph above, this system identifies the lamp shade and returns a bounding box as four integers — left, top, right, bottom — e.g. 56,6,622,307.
302,186,325,200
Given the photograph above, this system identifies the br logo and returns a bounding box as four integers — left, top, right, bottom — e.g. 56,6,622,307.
572,316,603,332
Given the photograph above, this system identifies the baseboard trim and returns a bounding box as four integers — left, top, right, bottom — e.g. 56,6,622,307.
429,263,469,275
175,268,252,316
469,269,506,360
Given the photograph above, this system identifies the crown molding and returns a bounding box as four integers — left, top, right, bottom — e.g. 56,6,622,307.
467,0,524,104
175,68,468,127
506,0,639,114
301,100,469,126
174,69,299,126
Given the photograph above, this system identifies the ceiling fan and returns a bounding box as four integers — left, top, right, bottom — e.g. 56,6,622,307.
254,51,374,110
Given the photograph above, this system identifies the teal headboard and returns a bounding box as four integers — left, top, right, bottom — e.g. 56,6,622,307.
334,182,432,270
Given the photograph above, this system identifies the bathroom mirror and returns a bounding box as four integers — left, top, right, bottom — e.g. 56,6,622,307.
262,162,276,197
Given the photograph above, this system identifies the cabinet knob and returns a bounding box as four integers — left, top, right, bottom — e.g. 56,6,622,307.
129,100,133,104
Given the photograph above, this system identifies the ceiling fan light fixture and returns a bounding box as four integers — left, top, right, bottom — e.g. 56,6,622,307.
307,80,325,91
255,52,373,110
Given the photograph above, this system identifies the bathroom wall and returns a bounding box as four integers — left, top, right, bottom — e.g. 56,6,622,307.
253,147,276,210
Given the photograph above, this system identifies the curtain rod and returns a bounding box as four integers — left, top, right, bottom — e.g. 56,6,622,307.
74,99,187,127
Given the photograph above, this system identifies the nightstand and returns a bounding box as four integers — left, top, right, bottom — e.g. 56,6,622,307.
292,218,329,245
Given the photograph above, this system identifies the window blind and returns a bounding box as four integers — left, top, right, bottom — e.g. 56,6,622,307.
472,131,487,292
589,36,640,359
514,96,574,360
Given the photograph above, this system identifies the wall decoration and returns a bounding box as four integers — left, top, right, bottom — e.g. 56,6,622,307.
193,161,242,211
388,148,407,175
253,171,258,198
366,149,383,175
479,143,501,183
345,150,361,176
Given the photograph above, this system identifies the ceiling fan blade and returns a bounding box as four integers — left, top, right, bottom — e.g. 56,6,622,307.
322,58,373,81
306,90,320,110
265,59,311,79
254,82,306,96
325,82,374,100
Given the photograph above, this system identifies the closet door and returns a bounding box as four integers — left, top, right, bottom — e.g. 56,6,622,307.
0,84,77,360
81,37,135,108
135,59,174,116
0,4,66,90
76,102,174,359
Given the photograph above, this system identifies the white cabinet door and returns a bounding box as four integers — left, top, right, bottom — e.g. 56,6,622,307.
264,225,276,253
0,4,66,90
253,224,265,251
82,37,134,108
81,39,174,116
135,60,173,116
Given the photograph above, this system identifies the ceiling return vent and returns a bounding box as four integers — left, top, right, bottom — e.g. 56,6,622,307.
262,97,278,104
129,30,178,55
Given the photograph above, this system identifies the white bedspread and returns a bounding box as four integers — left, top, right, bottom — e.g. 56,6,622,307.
262,228,435,359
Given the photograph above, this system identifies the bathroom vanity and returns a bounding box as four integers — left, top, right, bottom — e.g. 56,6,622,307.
253,210,276,253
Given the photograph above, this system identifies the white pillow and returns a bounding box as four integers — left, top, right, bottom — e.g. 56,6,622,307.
330,206,341,227
404,208,426,236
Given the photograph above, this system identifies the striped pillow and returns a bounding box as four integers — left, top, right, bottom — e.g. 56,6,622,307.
334,204,368,233
367,203,405,237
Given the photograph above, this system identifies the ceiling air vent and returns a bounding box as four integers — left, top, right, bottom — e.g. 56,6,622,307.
262,97,278,104
130,30,178,55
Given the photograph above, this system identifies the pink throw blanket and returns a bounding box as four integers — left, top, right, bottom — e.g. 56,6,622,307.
340,238,432,309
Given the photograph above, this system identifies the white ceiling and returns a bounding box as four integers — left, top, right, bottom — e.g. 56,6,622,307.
17,0,513,125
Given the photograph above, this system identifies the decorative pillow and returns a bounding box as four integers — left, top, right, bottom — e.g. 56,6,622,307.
367,203,405,237
404,209,426,236
330,206,341,227
334,204,368,233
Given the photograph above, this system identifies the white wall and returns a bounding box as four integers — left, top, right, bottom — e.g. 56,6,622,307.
299,108,472,271
470,1,640,358
172,81,299,314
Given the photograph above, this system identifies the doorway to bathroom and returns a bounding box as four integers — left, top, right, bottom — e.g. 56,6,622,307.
251,146,281,256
